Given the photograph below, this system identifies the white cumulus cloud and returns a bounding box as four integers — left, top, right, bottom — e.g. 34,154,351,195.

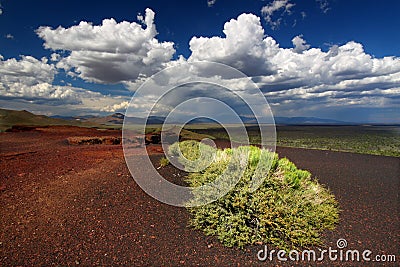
0,82,82,104
316,0,330,13
185,12,400,121
292,35,310,54
0,55,85,105
36,8,176,84
2,10,399,122
261,0,295,30
0,55,56,86
207,0,217,7
0,54,131,110
189,13,278,76
101,101,130,113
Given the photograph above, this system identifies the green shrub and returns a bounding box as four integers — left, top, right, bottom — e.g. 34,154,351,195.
169,140,339,250
159,156,170,167
168,140,216,172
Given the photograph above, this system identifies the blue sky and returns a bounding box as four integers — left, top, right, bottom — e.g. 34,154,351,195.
0,0,399,123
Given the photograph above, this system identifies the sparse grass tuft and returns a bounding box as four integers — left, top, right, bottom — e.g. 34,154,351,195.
159,157,170,167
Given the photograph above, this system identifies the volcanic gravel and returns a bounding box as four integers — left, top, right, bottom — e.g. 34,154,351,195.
0,126,398,266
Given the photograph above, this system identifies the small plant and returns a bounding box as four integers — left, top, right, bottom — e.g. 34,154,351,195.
159,157,170,167
169,140,339,250
168,141,216,172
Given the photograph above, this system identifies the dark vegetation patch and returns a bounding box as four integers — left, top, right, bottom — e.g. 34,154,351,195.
190,125,400,157
67,136,122,145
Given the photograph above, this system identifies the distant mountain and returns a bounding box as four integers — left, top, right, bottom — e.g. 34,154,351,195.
51,115,78,121
125,115,351,125
51,114,98,121
83,113,125,125
186,117,219,124
147,116,167,124
49,112,353,127
0,108,84,131
185,116,350,125
122,115,164,125
0,109,373,132
274,116,351,125
55,113,168,125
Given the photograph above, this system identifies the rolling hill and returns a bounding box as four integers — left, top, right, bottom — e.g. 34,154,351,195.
0,108,91,132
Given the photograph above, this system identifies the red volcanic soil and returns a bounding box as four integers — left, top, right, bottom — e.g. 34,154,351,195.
0,126,399,266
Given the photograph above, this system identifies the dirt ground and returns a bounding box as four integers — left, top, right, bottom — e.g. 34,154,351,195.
0,126,399,266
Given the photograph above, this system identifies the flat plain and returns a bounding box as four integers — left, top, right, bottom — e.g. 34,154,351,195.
0,126,398,266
